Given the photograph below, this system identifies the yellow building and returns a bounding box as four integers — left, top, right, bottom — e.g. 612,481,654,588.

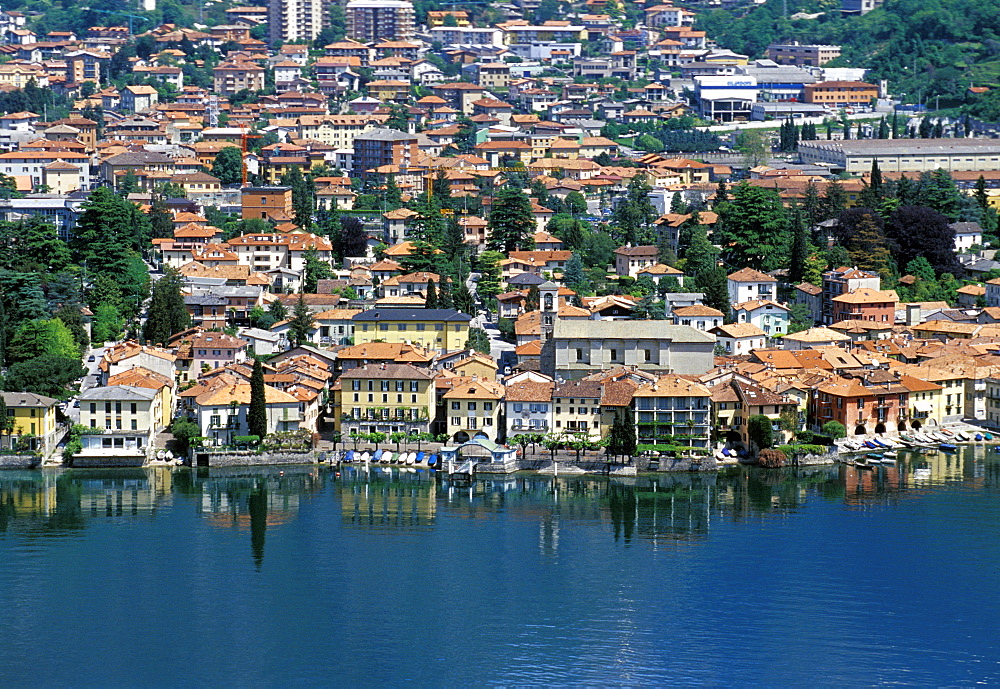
899,373,945,431
441,375,503,442
333,362,436,435
2,392,58,452
552,379,603,441
452,351,499,381
352,308,472,352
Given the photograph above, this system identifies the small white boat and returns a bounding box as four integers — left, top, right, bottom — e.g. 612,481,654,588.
884,451,897,458
359,451,370,463
381,452,394,463
956,431,970,441
405,452,416,465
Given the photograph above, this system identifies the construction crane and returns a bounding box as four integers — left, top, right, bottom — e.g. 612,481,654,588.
80,7,149,36
241,127,263,187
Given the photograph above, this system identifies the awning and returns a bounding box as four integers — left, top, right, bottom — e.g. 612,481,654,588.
912,403,934,413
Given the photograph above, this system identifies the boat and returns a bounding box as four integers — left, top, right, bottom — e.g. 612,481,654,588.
939,443,958,452
372,449,383,462
414,451,425,466
884,451,897,458
976,433,984,442
382,452,395,463
873,438,890,449
405,452,416,465
986,433,994,441
359,451,370,463
343,450,355,463
427,454,437,468
881,455,897,465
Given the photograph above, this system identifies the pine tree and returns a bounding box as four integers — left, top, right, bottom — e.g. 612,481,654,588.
149,196,173,240
563,252,588,292
683,225,718,278
268,298,287,324
487,185,536,252
670,191,686,214
714,182,788,271
248,358,268,440
288,294,315,347
142,267,190,345
695,266,730,315
620,407,636,458
438,277,454,309
846,212,891,276
425,280,438,308
280,166,314,229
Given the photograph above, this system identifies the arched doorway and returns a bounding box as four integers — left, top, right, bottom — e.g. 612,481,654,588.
911,419,922,430
854,425,866,436
874,423,886,434
472,431,490,441
897,421,907,432
454,431,470,443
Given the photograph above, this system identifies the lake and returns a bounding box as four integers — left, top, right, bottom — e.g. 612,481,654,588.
2,446,1000,686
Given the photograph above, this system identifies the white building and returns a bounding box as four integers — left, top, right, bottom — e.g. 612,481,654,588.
733,299,790,336
693,75,759,122
710,323,767,356
727,267,778,307
505,378,554,438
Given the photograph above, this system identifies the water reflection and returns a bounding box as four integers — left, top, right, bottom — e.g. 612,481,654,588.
0,447,997,550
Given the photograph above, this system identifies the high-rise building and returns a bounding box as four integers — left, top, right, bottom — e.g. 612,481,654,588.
268,0,325,45
345,0,415,42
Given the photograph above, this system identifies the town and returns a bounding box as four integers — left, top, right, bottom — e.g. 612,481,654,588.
0,0,995,474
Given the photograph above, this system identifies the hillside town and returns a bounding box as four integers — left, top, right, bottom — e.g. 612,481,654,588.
0,0,997,471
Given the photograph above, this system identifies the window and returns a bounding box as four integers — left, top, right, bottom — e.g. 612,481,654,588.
467,402,477,411
435,324,443,331
352,380,361,391
130,403,137,414
381,381,389,392
484,402,493,411
380,323,389,331
451,401,460,410
131,419,137,430
610,349,619,361
513,403,523,412
416,323,425,331
451,416,460,426
398,324,407,331
395,381,404,392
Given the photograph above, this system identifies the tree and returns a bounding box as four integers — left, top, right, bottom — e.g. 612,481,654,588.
425,280,438,309
211,146,243,185
280,166,314,229
714,182,788,271
822,420,846,439
487,185,536,252
12,217,71,272
683,224,719,278
476,250,504,304
612,176,657,245
747,414,774,451
248,358,268,440
466,327,490,354
53,304,89,353
885,205,963,276
288,294,315,347
91,302,124,344
620,408,636,458
695,266,730,315
734,129,770,168
149,196,174,240
337,215,368,259
789,209,810,284
837,208,891,276
142,267,190,346
3,354,84,398
267,298,287,325
8,319,79,364
302,247,333,293
563,252,588,292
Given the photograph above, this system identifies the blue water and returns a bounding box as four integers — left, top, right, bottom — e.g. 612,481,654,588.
2,448,1000,686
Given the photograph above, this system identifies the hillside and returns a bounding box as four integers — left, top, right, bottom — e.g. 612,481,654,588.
696,0,1000,109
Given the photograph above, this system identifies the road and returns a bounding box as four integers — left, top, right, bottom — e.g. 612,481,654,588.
467,271,516,371
65,344,107,425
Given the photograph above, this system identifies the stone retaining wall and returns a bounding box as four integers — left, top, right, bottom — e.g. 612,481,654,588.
0,454,38,469
72,456,146,468
195,450,318,467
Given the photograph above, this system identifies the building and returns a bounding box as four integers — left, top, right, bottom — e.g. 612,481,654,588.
346,0,415,42
822,266,880,324
798,139,1000,175
693,75,758,122
268,0,325,44
614,244,659,278
1,391,59,454
541,320,715,379
811,371,908,436
727,267,778,306
951,221,983,253
213,61,265,96
351,128,419,179
551,379,602,441
505,378,554,438
334,362,435,435
190,380,302,445
77,386,161,459
734,300,790,336
710,379,797,446
710,323,767,356
831,288,898,324
442,376,504,442
672,304,724,332
765,43,842,67
803,80,878,107
241,186,293,221
632,375,712,450
352,308,472,351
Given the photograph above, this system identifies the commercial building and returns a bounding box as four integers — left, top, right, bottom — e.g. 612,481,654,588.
346,0,415,42
802,80,879,106
541,320,716,379
799,139,1000,175
692,75,758,122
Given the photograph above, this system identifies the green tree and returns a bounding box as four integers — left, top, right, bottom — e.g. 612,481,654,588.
281,165,314,229
735,129,770,168
12,217,71,272
487,185,536,252
142,267,191,346
267,298,287,324
248,358,268,440
748,414,774,450
288,294,315,347
822,420,846,439
53,304,89,353
3,354,84,398
425,280,438,309
91,302,124,343
8,319,79,364
465,327,490,353
788,209,810,284
475,250,504,306
149,196,174,240
683,224,719,277
212,146,244,185
302,247,333,293
695,267,730,315
714,182,788,271
563,252,588,292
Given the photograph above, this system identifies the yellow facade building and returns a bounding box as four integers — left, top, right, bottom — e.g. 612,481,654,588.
352,308,472,352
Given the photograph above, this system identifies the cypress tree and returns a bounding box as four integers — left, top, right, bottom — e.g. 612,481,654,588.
142,267,190,346
438,277,454,309
789,209,809,284
288,294,315,347
621,407,637,458
425,280,438,308
608,410,624,459
248,358,268,440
